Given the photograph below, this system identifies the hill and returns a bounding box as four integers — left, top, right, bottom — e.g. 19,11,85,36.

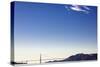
47,53,97,63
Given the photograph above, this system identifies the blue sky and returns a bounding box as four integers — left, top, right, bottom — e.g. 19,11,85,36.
13,2,97,62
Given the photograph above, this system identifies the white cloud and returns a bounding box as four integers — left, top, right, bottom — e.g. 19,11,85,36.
83,6,90,10
70,5,84,11
65,5,90,14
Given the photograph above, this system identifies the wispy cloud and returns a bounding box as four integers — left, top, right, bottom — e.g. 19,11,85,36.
65,5,90,14
83,6,90,10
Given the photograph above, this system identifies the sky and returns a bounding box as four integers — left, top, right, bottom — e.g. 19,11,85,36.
13,1,97,63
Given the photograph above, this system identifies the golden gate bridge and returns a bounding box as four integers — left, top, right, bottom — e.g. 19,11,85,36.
15,54,65,64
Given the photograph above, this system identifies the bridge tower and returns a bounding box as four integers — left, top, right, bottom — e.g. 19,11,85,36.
40,53,42,64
